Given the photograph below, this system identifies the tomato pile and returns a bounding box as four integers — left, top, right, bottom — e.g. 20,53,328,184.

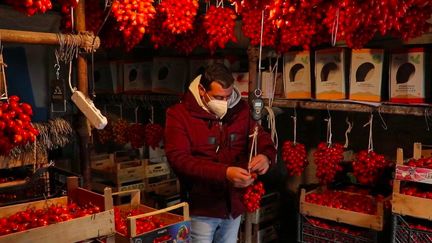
242,174,265,212
127,123,146,149
111,0,156,51
113,119,130,145
203,6,237,53
114,207,166,237
5,0,52,16
406,157,432,169
313,142,344,184
144,123,164,149
159,0,199,34
305,190,377,215
352,150,389,185
401,185,432,199
282,141,308,176
0,202,100,236
0,96,38,156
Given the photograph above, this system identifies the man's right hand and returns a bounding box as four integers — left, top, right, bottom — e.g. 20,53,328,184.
226,167,254,188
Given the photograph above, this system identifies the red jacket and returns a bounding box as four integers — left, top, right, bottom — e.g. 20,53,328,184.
165,91,276,218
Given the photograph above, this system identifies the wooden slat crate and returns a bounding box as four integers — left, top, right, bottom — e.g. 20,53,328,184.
0,177,115,243
91,154,146,185
300,188,386,231
145,178,180,195
392,143,432,220
106,189,191,242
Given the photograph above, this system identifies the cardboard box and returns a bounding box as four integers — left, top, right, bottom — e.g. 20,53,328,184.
261,71,284,99
349,49,384,102
92,61,122,94
390,48,426,103
315,48,347,100
233,72,249,97
152,57,188,94
123,61,152,94
149,146,167,163
283,51,311,99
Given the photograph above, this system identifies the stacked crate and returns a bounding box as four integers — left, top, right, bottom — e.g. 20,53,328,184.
298,187,387,242
391,143,432,242
90,152,146,203
239,192,281,243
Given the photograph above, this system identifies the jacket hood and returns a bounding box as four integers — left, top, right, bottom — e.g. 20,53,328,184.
188,75,242,111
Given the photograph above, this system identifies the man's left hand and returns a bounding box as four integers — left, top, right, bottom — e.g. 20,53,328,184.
249,154,270,175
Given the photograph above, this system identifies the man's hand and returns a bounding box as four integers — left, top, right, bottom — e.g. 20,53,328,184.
249,154,270,175
226,167,254,188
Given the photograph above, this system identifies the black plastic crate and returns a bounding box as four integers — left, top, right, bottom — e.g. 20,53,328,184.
392,214,432,243
298,214,378,243
0,165,82,206
0,166,49,206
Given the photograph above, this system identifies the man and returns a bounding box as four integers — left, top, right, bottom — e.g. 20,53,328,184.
165,63,276,243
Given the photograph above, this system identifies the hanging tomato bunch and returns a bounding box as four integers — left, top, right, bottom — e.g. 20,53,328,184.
172,17,207,55
313,142,344,184
159,0,199,34
5,0,52,16
147,9,177,49
95,119,113,145
144,123,164,149
352,150,389,185
127,123,146,149
111,0,156,51
241,9,277,48
282,141,308,176
0,96,38,156
113,119,129,145
243,178,265,212
203,6,238,53
84,0,104,34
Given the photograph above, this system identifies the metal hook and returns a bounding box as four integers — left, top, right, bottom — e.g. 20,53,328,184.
376,109,388,130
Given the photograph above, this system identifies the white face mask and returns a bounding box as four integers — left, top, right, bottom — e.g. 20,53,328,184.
206,93,228,119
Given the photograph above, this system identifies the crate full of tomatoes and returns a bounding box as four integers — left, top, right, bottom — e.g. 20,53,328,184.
108,189,191,243
0,177,114,242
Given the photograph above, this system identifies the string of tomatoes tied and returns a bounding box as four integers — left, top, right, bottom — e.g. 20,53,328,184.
50,0,432,52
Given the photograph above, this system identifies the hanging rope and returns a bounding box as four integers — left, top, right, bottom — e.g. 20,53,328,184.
248,125,259,173
264,106,278,150
325,108,333,147
344,117,353,148
364,113,374,152
292,107,297,145
331,8,340,47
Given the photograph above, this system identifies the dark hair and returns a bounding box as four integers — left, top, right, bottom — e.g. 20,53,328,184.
200,63,234,90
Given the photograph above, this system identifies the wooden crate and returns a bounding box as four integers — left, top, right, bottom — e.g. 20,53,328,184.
91,157,146,185
106,189,191,242
392,144,432,220
0,177,115,243
249,192,280,224
300,188,386,231
145,178,180,195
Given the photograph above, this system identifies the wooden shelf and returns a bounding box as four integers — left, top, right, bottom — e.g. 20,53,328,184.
268,98,432,116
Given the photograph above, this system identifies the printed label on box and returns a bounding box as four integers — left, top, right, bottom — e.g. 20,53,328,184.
390,49,425,103
315,49,346,100
350,49,384,102
395,165,432,184
284,51,311,99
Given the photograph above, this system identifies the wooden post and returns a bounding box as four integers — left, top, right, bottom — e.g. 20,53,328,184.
247,45,259,101
74,0,91,189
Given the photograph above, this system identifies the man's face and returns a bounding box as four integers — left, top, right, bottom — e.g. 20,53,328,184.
199,81,233,103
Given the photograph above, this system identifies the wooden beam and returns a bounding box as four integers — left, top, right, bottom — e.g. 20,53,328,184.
0,29,100,50
74,0,91,189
